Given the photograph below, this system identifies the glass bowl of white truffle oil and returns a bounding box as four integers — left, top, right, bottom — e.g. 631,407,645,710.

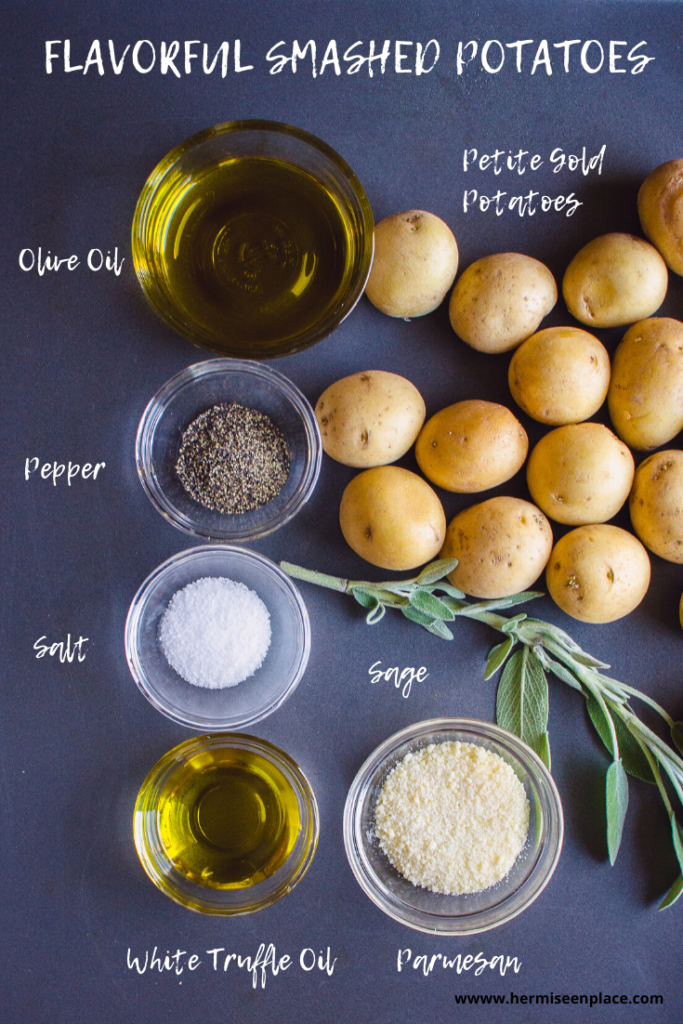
132,120,374,358
134,733,319,914
344,719,563,935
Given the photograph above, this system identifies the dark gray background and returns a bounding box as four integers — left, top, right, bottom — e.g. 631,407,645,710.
2,1,683,1021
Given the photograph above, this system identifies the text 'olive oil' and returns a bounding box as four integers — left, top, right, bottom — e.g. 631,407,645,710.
147,157,355,354
157,745,301,890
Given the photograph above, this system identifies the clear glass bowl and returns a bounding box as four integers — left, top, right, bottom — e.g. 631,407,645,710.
131,119,374,358
124,545,310,730
136,359,321,541
134,733,319,914
344,718,563,935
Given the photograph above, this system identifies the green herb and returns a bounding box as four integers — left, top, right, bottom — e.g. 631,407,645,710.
280,557,683,909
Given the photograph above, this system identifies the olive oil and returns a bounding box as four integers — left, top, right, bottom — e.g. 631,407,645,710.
148,157,355,355
157,746,301,890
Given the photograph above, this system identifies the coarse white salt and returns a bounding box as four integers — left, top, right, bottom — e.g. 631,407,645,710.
374,741,529,895
159,577,271,689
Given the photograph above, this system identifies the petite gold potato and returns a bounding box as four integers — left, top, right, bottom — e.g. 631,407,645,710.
526,423,634,526
508,326,610,425
546,525,651,623
562,233,668,329
415,400,528,493
449,253,557,354
339,466,446,571
315,370,426,468
629,450,683,563
638,159,683,276
608,318,683,451
365,210,459,318
440,496,553,598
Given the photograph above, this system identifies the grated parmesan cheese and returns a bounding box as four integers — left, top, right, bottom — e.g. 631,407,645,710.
374,741,529,895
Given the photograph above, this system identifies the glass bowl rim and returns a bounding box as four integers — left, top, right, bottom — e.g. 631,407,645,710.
124,544,311,730
131,118,375,359
343,717,564,935
134,731,320,915
135,358,322,541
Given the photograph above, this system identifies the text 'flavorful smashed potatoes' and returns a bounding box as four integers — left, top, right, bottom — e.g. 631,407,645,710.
365,210,459,319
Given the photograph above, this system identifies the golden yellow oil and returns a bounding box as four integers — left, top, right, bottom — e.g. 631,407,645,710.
148,157,355,354
157,746,300,890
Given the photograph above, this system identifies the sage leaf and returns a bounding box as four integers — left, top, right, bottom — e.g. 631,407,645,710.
671,814,683,875
586,695,655,785
533,730,551,771
417,558,459,585
363,587,408,606
352,588,376,609
366,602,386,625
672,722,683,756
606,759,629,865
484,636,515,680
534,622,610,668
401,605,435,626
484,592,543,611
535,650,584,693
409,589,455,621
501,613,527,634
424,617,454,640
496,648,549,753
660,873,683,910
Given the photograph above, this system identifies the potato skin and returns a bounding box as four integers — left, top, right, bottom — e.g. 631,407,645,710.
440,496,553,598
608,318,683,451
508,326,610,425
365,210,459,318
339,466,446,571
316,371,426,468
546,525,650,623
562,233,668,329
526,423,634,526
638,159,683,276
629,450,683,563
415,400,528,493
449,253,557,354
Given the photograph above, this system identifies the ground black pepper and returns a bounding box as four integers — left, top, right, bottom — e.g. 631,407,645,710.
176,403,290,514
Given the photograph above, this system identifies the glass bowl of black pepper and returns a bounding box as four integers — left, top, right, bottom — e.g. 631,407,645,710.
136,359,322,540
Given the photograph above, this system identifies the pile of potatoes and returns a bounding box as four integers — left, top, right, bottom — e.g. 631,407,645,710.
317,158,683,626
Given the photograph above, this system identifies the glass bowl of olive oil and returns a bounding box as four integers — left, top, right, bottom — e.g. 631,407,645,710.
134,733,319,914
132,120,374,358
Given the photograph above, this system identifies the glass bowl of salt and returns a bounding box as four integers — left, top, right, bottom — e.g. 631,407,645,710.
125,545,310,729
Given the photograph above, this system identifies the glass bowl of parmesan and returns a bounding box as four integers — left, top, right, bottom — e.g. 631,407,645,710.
344,718,563,935
125,545,310,730
136,359,322,542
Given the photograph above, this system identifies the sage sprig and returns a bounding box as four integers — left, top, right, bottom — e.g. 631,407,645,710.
280,557,683,909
